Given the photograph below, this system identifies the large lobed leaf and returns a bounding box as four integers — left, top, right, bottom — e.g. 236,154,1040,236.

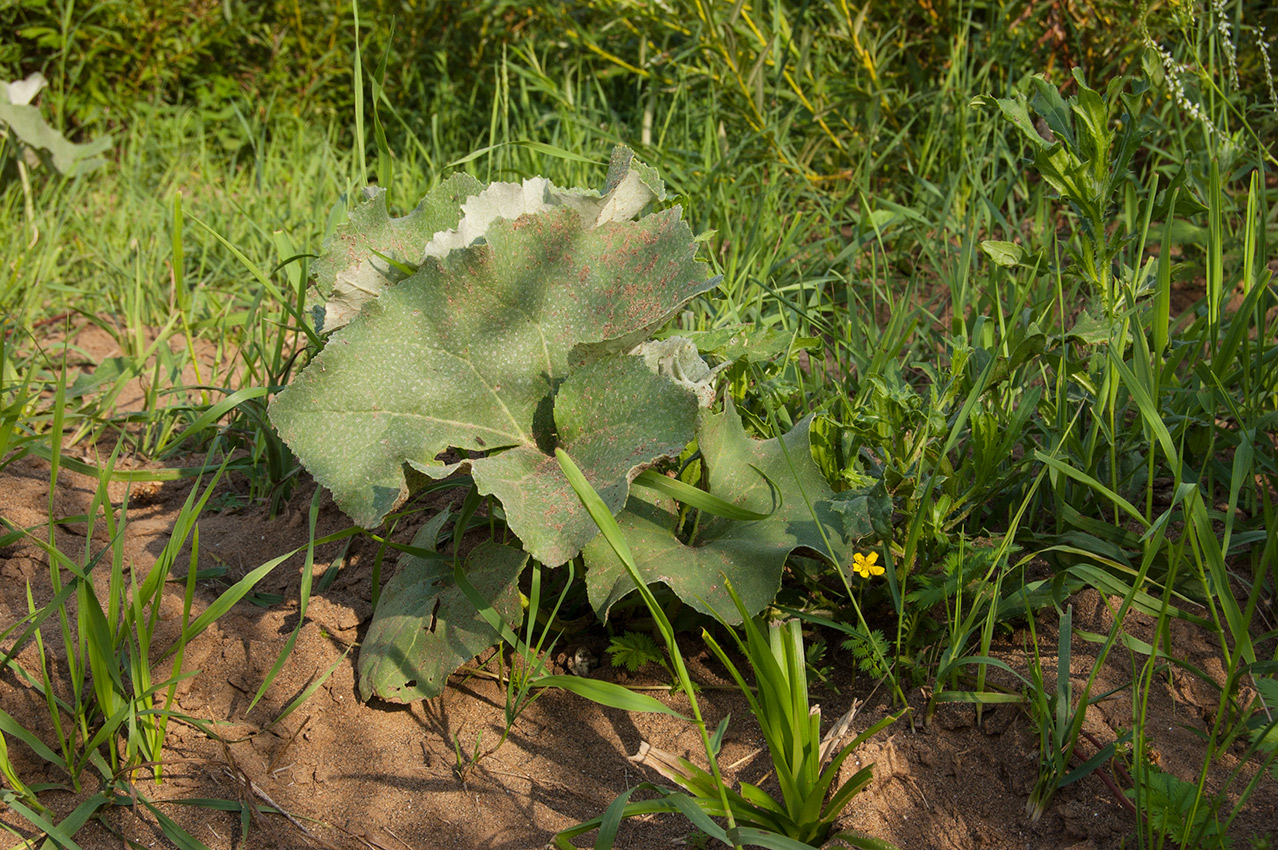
270,149,716,564
312,145,666,333
584,399,853,623
459,354,700,568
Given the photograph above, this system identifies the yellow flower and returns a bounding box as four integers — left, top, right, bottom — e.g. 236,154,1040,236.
851,551,883,579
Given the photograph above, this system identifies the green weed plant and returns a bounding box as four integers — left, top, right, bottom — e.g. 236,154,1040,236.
0,432,301,843
556,449,900,850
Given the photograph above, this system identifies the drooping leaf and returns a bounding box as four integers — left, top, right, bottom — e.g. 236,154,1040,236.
584,399,849,623
357,537,527,702
970,93,1053,150
980,241,1025,268
1030,75,1077,150
269,153,716,555
0,74,111,176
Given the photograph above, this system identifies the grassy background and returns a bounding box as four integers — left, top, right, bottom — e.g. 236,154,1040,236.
2,0,1277,846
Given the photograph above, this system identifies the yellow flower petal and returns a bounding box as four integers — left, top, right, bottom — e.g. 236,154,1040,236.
851,551,881,579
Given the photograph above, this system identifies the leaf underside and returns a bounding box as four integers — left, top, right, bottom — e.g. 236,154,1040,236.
584,399,850,624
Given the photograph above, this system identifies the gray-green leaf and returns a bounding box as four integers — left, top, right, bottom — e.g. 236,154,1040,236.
270,190,714,545
357,538,526,702
584,400,848,623
447,354,700,567
312,173,485,331
827,480,893,543
313,145,666,332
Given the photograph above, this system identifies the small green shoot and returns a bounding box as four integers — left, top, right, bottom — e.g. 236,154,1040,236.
606,631,668,674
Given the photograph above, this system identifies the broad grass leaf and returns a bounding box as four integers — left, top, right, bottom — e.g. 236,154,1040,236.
0,792,93,850
531,676,689,719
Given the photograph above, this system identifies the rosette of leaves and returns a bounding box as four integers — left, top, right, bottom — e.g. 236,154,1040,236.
269,146,718,567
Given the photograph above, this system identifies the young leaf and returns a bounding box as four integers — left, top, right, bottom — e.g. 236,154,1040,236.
607,632,663,672
313,145,667,332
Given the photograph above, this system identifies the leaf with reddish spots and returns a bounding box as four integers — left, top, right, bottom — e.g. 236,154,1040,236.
270,149,717,566
449,355,699,567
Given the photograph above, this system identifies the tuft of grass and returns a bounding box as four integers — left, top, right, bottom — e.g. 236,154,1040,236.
0,431,307,842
